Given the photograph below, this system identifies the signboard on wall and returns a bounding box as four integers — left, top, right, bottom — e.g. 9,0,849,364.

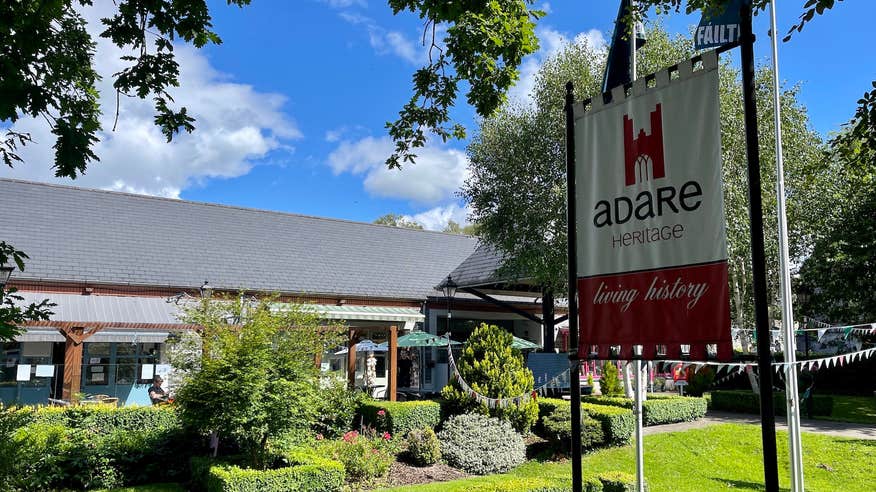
574,51,732,360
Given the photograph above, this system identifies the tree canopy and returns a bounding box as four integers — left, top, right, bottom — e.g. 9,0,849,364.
373,213,424,230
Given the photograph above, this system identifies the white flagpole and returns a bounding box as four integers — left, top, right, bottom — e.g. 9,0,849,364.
630,3,645,491
769,2,804,491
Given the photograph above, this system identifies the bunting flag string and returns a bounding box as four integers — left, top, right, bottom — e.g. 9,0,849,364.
446,342,576,409
731,318,876,335
656,347,875,376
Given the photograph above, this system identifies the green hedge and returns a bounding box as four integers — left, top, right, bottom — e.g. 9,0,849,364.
580,403,634,446
1,404,179,432
359,400,441,436
196,450,344,492
536,399,634,447
0,409,194,491
540,405,605,451
642,397,707,426
581,395,707,426
710,390,833,416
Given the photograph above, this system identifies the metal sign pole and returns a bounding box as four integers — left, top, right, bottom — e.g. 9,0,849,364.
740,4,780,491
769,2,805,489
565,81,583,492
630,3,645,489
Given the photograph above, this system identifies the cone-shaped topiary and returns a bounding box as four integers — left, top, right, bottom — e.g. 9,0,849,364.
600,361,623,396
440,323,538,432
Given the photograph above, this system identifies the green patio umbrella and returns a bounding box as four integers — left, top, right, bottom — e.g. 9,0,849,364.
396,330,460,348
511,336,541,350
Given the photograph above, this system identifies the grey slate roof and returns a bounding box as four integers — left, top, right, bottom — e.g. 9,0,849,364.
0,179,479,300
447,243,515,288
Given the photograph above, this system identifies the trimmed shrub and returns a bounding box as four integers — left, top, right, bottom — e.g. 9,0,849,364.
581,395,707,426
642,396,707,426
710,390,833,416
441,324,539,432
536,398,633,446
541,405,605,451
1,404,179,432
194,450,344,492
405,427,441,466
580,403,634,446
359,400,442,436
461,471,641,492
438,413,525,475
596,471,644,491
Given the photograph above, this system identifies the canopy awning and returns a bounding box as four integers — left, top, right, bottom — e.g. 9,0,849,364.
16,329,171,344
296,304,425,323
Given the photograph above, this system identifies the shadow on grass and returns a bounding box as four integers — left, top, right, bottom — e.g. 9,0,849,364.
711,478,790,491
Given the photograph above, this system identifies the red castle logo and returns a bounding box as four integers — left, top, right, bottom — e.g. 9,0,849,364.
623,104,665,186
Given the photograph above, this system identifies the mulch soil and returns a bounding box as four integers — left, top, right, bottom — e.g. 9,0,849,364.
382,461,470,488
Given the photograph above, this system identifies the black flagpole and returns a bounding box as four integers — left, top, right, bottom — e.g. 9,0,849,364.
565,81,583,492
740,4,780,491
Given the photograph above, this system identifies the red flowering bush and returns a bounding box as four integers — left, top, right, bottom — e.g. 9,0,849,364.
323,428,397,485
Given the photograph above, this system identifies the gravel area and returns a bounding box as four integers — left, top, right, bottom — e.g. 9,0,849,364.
382,461,469,488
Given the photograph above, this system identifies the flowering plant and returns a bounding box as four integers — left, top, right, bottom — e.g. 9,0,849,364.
324,427,397,485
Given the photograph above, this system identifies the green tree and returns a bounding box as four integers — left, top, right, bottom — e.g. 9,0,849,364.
0,242,54,340
797,135,876,323
174,294,345,469
440,323,538,432
373,214,424,230
442,220,479,235
463,25,831,333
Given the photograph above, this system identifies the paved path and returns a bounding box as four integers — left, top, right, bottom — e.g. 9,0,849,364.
643,411,876,440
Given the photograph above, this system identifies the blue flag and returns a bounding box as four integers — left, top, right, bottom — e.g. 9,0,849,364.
602,0,646,94
694,0,748,51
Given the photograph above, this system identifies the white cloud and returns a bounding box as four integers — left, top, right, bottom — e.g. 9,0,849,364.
0,3,299,198
327,136,469,204
404,203,470,231
538,3,552,14
339,12,425,65
507,27,607,104
319,0,367,8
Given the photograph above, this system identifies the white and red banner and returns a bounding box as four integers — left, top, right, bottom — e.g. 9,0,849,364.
574,51,732,360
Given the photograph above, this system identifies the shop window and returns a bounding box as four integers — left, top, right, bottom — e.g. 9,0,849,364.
1,342,20,386
116,343,161,385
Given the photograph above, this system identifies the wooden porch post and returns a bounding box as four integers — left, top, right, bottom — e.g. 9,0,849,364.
388,325,397,401
347,328,357,390
62,328,84,400
58,325,105,401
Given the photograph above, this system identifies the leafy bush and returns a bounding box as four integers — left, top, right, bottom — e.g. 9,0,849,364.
313,380,369,439
359,400,442,436
438,413,525,475
595,471,644,491
710,390,833,416
541,405,605,451
405,427,441,466
600,362,623,396
321,430,396,486
440,324,539,432
684,367,715,396
0,406,194,491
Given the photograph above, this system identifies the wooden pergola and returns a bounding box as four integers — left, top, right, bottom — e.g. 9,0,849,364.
24,320,199,400
345,325,398,401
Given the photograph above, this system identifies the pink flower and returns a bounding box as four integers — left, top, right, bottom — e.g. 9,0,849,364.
315,433,324,441
383,432,391,441
377,410,386,417
343,430,359,442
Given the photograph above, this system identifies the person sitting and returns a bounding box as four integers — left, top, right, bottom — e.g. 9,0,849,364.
148,375,169,405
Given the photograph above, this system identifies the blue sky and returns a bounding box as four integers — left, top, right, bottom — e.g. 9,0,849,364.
3,0,874,230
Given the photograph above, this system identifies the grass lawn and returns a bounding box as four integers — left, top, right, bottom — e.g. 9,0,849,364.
815,395,876,425
381,424,876,491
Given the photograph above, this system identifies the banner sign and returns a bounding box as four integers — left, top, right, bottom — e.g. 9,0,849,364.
573,50,732,361
694,0,745,51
